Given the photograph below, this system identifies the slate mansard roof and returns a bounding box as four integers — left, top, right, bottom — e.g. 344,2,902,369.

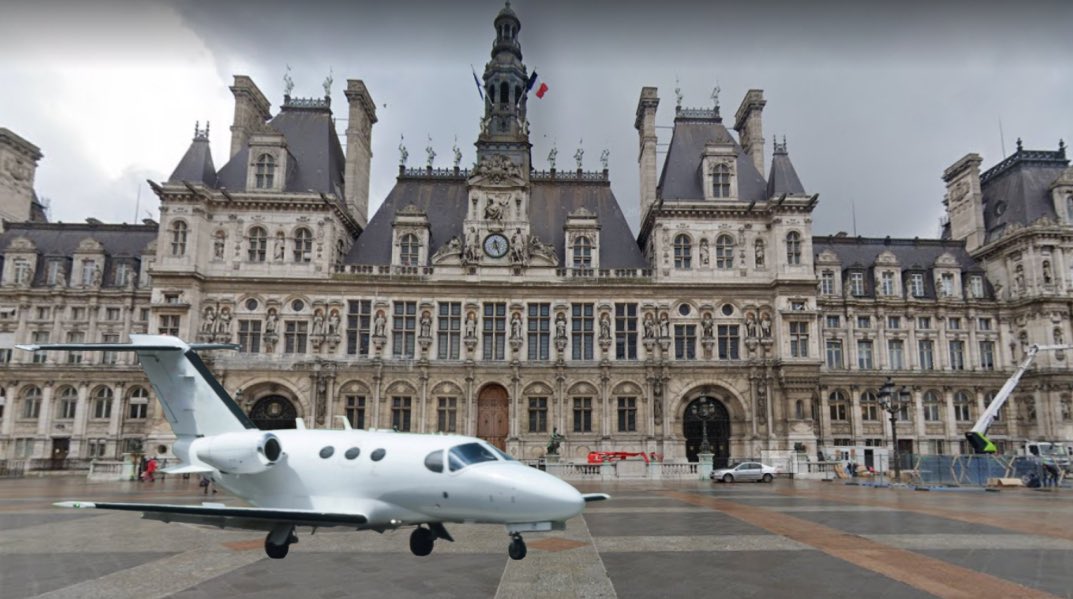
346,174,647,269
978,144,1070,242
0,221,158,288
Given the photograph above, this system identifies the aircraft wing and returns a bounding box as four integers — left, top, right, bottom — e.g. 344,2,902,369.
55,501,368,531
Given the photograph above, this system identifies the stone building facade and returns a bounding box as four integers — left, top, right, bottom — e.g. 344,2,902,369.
1,4,1071,469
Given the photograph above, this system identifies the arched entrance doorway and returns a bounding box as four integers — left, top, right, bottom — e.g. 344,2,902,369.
683,397,730,466
477,384,509,450
249,395,298,430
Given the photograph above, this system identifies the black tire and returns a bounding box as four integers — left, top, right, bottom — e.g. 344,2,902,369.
410,527,435,557
508,539,527,560
264,536,289,559
723,473,734,483
762,473,773,483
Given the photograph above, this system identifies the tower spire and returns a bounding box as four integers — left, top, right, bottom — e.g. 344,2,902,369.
475,2,532,175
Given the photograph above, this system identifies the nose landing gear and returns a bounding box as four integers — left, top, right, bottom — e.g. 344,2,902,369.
508,532,527,560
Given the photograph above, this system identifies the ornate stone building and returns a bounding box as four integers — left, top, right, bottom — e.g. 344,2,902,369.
1,4,1071,469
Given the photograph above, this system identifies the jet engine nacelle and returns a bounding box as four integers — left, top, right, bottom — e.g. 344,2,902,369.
190,431,283,474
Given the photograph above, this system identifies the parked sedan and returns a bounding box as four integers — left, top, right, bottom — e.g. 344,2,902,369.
710,462,778,483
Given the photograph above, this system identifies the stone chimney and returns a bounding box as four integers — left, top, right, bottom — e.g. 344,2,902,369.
0,128,43,229
734,89,766,175
942,153,985,252
635,87,659,221
344,79,378,228
228,75,271,159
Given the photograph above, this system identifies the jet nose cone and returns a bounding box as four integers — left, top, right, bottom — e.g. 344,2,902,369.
540,474,585,520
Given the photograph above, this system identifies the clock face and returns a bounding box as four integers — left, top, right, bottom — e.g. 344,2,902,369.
483,233,509,258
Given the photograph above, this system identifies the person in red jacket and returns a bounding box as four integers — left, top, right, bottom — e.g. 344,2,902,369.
144,457,158,482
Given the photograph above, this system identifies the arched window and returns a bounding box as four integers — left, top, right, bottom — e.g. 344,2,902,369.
170,220,188,256
293,228,313,263
248,227,267,262
786,231,802,265
57,386,78,420
860,390,878,421
673,234,692,269
828,390,848,421
795,400,805,420
953,390,973,422
711,163,731,198
923,390,941,421
20,385,41,419
715,234,734,269
92,386,113,420
128,386,150,419
399,233,420,266
572,236,592,268
255,153,276,189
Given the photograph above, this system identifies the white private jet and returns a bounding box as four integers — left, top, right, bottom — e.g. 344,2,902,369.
18,335,608,560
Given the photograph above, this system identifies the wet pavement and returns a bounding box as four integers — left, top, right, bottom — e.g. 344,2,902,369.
1,475,1071,598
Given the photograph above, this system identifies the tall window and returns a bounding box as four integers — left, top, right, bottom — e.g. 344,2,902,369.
391,396,412,431
572,236,592,268
673,235,692,269
940,273,955,297
284,321,308,354
527,303,551,361
528,397,548,433
159,315,180,336
12,259,31,286
437,397,457,433
255,153,276,189
887,316,901,329
92,386,113,419
437,302,462,360
715,235,734,269
248,227,267,262
81,259,96,286
617,397,637,432
786,231,801,265
857,340,874,369
790,322,809,357
923,391,941,422
949,340,965,371
128,386,149,419
393,301,417,358
820,270,835,295
881,271,895,296
482,302,507,360
979,340,995,370
238,320,262,353
615,303,637,360
711,163,731,197
345,395,366,429
888,339,905,369
398,233,419,266
953,391,972,422
919,340,935,370
57,386,78,420
850,272,865,296
65,331,85,364
717,324,739,360
860,391,878,421
828,390,848,421
826,340,844,369
674,324,696,360
909,273,925,297
571,303,595,360
573,397,593,432
347,300,372,356
293,228,313,263
20,386,41,419
969,276,984,298
170,220,188,256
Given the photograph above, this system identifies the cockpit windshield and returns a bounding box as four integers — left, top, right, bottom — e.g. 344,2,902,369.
489,445,517,461
448,442,500,471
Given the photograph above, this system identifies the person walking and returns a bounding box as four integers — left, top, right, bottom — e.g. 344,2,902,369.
199,474,217,495
144,457,158,483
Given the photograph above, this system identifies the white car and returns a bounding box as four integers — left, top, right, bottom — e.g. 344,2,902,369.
710,462,778,483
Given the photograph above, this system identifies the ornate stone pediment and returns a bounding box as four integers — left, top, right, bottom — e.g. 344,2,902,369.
76,238,105,254
469,154,524,187
5,236,35,252
934,252,959,268
875,250,899,266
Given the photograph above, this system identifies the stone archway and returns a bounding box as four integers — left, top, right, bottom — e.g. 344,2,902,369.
477,384,509,450
682,397,730,466
249,395,298,430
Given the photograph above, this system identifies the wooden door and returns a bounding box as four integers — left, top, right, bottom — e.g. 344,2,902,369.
477,385,509,450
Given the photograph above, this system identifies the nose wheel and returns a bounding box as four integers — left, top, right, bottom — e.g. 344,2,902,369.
508,533,527,560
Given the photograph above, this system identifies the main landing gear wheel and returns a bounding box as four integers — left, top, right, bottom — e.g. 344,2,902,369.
410,526,435,557
508,533,527,560
264,526,298,559
723,473,734,483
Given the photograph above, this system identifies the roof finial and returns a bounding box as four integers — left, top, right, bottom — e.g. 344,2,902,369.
1059,139,1066,156
1016,137,1023,152
711,82,721,113
323,67,333,98
283,65,294,97
548,144,558,170
574,140,584,170
398,134,408,167
452,135,462,168
425,134,436,168
600,148,610,171
194,121,199,138
674,75,683,109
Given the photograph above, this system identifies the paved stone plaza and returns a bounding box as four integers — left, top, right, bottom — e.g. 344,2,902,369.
1,476,1072,598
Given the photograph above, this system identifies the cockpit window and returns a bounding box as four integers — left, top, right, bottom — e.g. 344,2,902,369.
489,445,517,461
448,442,499,472
424,450,444,473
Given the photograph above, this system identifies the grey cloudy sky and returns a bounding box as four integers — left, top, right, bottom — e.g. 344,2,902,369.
2,0,1071,238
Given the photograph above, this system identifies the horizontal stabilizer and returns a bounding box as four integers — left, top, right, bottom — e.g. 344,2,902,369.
582,493,611,503
161,463,216,475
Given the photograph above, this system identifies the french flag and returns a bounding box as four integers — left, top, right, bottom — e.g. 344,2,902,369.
527,71,548,99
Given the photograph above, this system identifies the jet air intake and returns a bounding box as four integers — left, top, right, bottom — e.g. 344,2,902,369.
191,431,283,474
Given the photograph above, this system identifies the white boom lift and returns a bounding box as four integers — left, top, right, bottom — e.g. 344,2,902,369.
966,343,1073,454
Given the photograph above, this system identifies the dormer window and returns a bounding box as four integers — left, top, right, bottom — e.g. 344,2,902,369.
712,164,731,198
114,263,129,287
849,272,864,296
254,153,276,189
400,233,420,266
909,273,925,297
820,270,835,295
293,228,313,263
715,234,734,269
170,220,188,256
940,273,955,297
786,231,802,265
880,271,895,296
969,275,984,299
46,261,62,286
572,236,592,268
248,226,267,262
673,235,692,269
13,259,31,285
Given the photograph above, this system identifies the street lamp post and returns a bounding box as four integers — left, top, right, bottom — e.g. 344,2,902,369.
877,377,912,481
690,398,717,456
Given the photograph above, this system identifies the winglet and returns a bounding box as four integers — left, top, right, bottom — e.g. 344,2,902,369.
582,493,611,503
54,501,97,509
336,415,352,430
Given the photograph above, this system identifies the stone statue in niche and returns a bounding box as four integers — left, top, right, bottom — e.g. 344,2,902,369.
643,313,657,339
274,234,285,261
745,311,758,338
599,312,611,341
701,313,714,339
1043,260,1053,284
328,310,341,336
373,310,387,337
658,313,670,338
265,309,279,334
464,312,477,339
483,196,504,221
200,306,216,335
555,312,568,341
699,238,710,266
754,239,765,268
510,312,523,340
760,312,772,338
312,310,325,336
213,233,226,259
420,311,432,338
215,307,232,338
1015,264,1025,291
